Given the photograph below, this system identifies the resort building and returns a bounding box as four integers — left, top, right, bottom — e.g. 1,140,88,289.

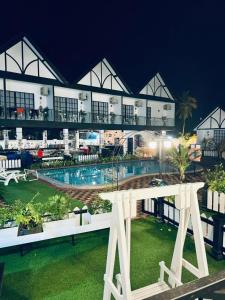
0,35,175,154
194,107,225,148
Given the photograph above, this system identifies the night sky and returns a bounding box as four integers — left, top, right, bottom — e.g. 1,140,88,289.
1,0,225,130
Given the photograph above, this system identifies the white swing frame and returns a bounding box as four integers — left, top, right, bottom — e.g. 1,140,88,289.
100,182,209,300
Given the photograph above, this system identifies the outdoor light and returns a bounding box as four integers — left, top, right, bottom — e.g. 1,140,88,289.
149,141,157,149
164,140,172,149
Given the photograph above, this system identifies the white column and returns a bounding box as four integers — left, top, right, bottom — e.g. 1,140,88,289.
3,130,9,149
16,127,23,150
123,138,128,155
42,130,48,148
75,130,79,150
99,130,104,154
63,129,69,154
158,138,163,161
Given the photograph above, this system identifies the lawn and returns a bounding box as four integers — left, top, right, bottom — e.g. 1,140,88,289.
0,180,82,208
0,217,225,300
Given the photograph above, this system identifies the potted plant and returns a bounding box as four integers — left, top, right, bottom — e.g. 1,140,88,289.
14,200,43,236
110,112,116,124
206,164,225,213
45,194,70,221
79,110,86,123
0,205,14,229
87,196,112,224
162,116,167,125
134,114,139,125
43,106,49,121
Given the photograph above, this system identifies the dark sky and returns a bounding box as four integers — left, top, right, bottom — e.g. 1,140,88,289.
1,0,225,129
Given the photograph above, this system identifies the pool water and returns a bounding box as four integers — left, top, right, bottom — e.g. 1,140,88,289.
40,160,199,187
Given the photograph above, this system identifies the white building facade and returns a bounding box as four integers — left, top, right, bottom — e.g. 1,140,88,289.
0,35,175,152
195,107,225,147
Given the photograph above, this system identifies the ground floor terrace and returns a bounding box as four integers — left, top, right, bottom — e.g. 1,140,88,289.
0,128,174,155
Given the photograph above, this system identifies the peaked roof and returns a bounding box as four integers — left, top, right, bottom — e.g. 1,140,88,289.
194,107,225,130
0,35,66,83
139,72,174,100
77,58,131,93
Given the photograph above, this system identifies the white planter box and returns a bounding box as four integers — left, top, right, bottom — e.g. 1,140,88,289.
86,212,112,224
207,189,225,213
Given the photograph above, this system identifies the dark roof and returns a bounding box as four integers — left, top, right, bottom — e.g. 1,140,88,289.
0,34,68,84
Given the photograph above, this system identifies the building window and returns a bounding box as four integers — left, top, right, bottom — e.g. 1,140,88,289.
5,91,34,109
3,90,34,119
55,96,78,122
122,104,134,124
0,90,4,117
146,107,151,125
92,101,108,123
214,129,225,144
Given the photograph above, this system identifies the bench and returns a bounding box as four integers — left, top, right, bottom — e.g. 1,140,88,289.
42,156,64,161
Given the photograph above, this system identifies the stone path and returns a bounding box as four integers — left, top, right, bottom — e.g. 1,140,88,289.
54,171,206,206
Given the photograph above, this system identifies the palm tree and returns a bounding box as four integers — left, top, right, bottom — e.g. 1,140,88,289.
168,144,190,182
177,91,198,135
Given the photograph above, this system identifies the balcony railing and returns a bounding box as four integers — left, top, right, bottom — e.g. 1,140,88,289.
5,107,54,121
1,107,175,127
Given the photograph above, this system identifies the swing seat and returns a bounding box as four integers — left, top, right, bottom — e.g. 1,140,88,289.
131,281,170,300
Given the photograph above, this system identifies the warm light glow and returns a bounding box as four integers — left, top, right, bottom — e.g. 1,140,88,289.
164,140,172,149
149,141,157,149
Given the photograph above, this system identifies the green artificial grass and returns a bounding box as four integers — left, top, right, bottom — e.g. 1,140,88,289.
1,217,225,300
0,180,82,208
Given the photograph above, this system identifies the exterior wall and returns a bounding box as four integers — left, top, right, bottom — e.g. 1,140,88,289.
0,78,175,130
104,130,123,144
6,79,53,109
147,100,175,119
54,86,91,113
92,92,121,115
197,129,214,144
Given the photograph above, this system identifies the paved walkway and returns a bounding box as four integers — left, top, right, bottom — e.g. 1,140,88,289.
54,171,206,206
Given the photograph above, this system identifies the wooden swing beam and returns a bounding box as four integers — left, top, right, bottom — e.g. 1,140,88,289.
100,182,209,300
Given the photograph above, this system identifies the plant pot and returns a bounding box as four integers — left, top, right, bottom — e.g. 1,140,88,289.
17,224,43,236
86,212,111,224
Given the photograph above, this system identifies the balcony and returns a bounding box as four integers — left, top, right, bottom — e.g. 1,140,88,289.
5,107,54,121
0,107,175,129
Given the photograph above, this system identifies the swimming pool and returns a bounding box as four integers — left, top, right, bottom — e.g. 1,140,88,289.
39,159,199,187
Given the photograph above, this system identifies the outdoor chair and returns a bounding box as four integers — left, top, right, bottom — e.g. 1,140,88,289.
0,168,27,186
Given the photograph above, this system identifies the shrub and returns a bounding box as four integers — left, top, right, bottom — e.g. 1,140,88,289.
88,196,112,215
45,194,71,220
168,144,190,182
206,164,225,194
14,200,43,230
0,205,14,228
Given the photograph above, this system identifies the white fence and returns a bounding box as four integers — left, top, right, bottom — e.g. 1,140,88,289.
77,154,99,162
144,198,214,246
207,190,225,213
0,159,21,169
202,150,218,157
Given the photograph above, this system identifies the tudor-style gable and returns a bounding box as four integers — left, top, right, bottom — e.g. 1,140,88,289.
195,107,225,130
0,36,65,83
77,58,130,93
139,72,174,100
